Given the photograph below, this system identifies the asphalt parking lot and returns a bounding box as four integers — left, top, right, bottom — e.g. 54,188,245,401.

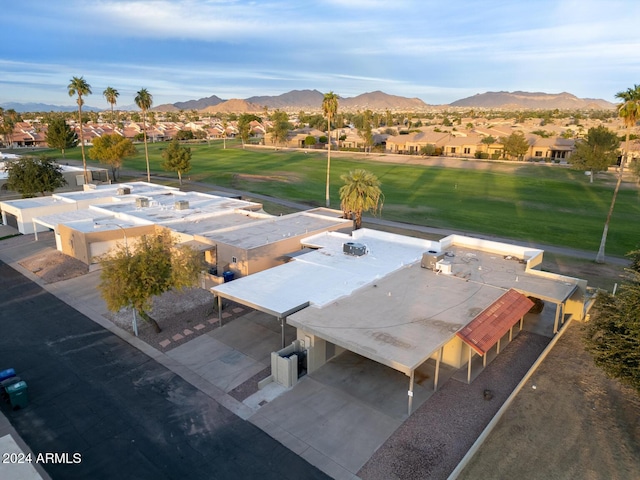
0,260,329,480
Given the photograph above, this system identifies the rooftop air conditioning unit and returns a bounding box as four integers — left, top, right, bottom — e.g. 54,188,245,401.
117,187,131,195
175,200,190,210
421,250,445,269
136,197,149,208
343,242,367,256
436,260,452,274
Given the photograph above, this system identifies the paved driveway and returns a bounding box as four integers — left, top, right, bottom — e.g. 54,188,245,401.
0,261,328,480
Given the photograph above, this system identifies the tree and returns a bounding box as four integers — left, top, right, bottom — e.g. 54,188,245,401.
45,115,77,157
481,135,497,155
98,231,203,334
358,109,374,154
596,85,640,263
339,169,383,229
500,131,530,161
4,155,67,197
268,110,290,149
0,108,20,147
571,126,620,183
584,250,640,393
89,134,136,182
134,88,153,182
304,135,316,148
68,76,92,184
237,113,259,148
162,139,192,185
323,91,339,207
103,86,119,128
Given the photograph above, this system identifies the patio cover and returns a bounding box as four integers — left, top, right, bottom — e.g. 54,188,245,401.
456,289,534,355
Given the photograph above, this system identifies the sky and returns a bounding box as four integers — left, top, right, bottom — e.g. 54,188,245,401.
2,0,640,109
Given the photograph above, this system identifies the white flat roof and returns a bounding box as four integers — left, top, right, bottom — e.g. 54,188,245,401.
211,229,438,316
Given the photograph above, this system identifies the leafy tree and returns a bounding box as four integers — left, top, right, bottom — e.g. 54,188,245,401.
500,131,530,161
597,85,640,263
134,88,153,182
0,108,20,146
45,115,77,157
89,134,136,182
323,91,339,207
304,135,316,148
103,86,119,128
481,135,496,154
584,250,640,393
5,155,67,197
571,126,620,183
420,144,436,156
237,113,260,148
175,129,194,141
339,169,383,229
268,110,290,149
358,109,374,154
98,231,203,334
162,139,192,185
68,76,92,184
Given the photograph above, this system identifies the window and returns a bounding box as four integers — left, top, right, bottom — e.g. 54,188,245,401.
464,147,471,154
535,151,543,157
450,147,456,154
231,256,237,264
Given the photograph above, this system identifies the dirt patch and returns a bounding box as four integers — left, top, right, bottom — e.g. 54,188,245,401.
233,172,301,183
457,322,640,480
19,249,89,284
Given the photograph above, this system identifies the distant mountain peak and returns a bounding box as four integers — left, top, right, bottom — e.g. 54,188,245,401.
449,91,614,109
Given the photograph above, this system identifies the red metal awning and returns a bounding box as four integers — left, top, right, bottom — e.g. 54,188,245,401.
456,289,534,355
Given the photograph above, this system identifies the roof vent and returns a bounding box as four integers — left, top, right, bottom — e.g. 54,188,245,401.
421,251,445,269
117,187,131,195
175,200,190,210
136,197,149,208
343,242,367,256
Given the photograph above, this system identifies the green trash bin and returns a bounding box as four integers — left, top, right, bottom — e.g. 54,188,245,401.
6,381,28,409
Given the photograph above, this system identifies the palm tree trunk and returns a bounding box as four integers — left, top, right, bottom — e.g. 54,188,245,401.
325,115,331,208
143,111,150,182
78,102,89,185
596,131,628,263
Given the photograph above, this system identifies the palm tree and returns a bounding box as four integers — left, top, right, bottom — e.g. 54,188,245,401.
134,88,153,182
596,85,640,263
103,87,119,129
322,91,339,207
339,169,383,229
68,76,92,184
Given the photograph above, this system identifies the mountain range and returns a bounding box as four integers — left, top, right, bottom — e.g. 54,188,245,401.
2,90,616,113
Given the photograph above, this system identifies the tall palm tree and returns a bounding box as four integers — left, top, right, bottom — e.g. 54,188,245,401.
323,91,339,207
134,88,153,182
596,85,640,263
339,169,383,229
68,76,92,184
103,87,119,129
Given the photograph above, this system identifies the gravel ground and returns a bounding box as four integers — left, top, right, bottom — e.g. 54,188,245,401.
358,331,550,480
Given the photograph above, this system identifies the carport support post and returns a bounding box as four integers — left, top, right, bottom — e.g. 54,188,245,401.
434,346,443,392
467,348,472,384
407,370,415,416
217,295,223,327
279,317,285,348
553,303,561,334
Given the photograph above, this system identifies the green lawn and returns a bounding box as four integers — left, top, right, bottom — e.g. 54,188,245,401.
46,141,640,257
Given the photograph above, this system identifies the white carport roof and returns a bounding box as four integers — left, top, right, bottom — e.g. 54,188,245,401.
211,229,440,318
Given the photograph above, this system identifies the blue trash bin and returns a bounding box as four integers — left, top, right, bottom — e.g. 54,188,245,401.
0,368,16,383
223,271,235,282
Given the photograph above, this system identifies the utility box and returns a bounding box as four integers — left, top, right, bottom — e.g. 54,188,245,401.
343,242,367,256
175,200,190,210
136,197,149,208
421,250,445,269
271,340,305,388
6,381,28,409
117,187,131,195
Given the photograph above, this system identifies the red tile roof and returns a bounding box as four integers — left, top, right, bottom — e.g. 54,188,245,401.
456,289,534,355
